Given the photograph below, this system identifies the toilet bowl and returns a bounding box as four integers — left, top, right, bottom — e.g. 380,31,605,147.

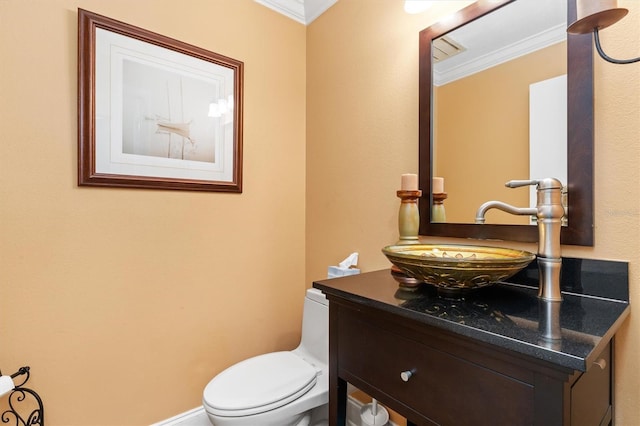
203,288,329,426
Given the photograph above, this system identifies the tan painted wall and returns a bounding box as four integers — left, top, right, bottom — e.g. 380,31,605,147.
307,0,639,424
306,1,472,283
0,0,306,424
435,42,566,224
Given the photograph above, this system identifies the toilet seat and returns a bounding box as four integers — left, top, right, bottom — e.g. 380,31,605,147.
203,351,319,417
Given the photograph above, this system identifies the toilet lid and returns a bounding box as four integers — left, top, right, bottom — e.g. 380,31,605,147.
203,351,318,416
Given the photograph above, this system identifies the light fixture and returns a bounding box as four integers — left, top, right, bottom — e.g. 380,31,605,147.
404,0,433,15
567,0,639,64
0,367,44,426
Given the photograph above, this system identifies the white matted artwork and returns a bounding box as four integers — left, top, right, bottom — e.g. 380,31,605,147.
78,9,243,192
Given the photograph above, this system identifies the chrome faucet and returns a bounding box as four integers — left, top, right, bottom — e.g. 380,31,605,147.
475,178,565,302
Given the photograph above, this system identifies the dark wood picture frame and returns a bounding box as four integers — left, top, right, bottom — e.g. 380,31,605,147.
78,9,244,192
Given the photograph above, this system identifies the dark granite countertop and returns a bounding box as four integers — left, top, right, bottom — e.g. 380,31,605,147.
313,258,630,372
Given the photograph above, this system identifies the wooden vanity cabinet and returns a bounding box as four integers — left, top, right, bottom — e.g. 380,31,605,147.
328,297,613,426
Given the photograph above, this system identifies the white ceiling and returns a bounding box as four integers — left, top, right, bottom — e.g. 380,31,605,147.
254,0,338,25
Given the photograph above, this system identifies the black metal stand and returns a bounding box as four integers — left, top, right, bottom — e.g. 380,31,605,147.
0,367,44,426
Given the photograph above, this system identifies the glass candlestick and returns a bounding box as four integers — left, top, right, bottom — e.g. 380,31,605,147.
396,189,422,244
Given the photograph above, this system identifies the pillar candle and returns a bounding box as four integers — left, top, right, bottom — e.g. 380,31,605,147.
433,176,444,194
401,174,418,191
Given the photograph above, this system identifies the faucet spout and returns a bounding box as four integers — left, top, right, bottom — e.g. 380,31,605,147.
475,178,565,302
475,201,536,224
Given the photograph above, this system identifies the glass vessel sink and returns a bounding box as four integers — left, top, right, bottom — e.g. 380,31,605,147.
382,244,536,295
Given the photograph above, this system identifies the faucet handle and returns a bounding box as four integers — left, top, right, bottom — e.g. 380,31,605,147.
505,178,563,190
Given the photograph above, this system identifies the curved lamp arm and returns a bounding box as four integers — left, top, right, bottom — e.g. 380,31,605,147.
594,28,640,64
566,0,638,65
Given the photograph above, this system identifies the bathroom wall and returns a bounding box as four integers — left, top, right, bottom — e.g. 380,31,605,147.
306,0,640,424
306,1,475,283
0,0,306,424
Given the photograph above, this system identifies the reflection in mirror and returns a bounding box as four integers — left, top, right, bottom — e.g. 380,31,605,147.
433,0,567,225
418,0,594,246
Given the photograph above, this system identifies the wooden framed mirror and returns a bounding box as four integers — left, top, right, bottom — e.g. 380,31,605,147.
418,0,594,246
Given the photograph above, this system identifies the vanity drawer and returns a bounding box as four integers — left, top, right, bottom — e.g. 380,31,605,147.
338,309,534,425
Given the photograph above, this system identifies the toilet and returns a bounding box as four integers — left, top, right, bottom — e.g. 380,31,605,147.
202,288,329,426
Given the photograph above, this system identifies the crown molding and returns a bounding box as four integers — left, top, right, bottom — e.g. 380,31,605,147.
434,23,567,86
254,0,338,25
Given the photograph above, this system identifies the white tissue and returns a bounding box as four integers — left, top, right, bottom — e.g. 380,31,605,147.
339,252,359,269
0,375,15,396
328,252,361,279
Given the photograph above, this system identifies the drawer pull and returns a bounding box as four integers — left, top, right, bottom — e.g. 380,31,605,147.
594,358,607,370
400,369,416,382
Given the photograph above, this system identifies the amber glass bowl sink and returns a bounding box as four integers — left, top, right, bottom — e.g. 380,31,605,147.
382,244,536,294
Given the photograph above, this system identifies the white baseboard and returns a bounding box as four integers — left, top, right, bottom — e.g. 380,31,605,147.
150,406,208,426
152,395,399,426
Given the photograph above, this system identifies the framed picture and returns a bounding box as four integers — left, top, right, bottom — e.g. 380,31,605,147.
78,9,243,192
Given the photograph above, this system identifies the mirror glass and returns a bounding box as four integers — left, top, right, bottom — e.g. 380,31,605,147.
433,0,566,225
418,0,594,246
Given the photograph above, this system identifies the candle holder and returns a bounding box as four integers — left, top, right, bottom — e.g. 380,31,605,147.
390,265,423,291
396,189,422,245
432,192,447,223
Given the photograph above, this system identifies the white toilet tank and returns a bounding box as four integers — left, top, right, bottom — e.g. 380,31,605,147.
294,288,329,366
